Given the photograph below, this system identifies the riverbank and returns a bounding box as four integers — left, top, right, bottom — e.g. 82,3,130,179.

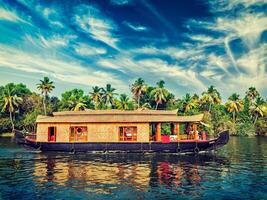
0,132,14,137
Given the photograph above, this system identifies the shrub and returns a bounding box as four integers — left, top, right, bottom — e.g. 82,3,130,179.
0,117,12,133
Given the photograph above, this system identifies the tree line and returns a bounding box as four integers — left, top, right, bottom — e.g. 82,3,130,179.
0,77,266,136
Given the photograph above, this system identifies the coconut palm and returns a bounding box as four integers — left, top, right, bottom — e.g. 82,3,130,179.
180,93,199,113
89,86,103,109
201,86,221,112
37,77,55,115
102,84,117,109
116,94,132,110
69,99,87,111
225,93,243,121
249,97,267,124
131,78,147,109
150,80,169,110
246,87,259,102
59,89,90,111
1,85,23,130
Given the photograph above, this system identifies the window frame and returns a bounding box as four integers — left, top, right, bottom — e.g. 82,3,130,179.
118,126,137,142
69,126,88,142
48,126,57,142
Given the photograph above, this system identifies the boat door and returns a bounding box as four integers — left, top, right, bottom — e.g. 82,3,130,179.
48,127,56,142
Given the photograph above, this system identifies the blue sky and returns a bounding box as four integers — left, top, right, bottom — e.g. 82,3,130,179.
0,0,266,100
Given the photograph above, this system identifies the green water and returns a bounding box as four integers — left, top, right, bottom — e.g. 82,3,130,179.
0,137,266,200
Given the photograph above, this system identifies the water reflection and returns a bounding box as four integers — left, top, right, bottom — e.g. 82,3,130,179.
32,153,230,195
0,137,266,199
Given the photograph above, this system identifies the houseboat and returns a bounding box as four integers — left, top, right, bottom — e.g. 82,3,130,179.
14,109,229,153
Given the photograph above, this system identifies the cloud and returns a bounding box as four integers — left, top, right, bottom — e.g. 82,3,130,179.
24,34,76,49
210,13,267,49
209,0,266,12
110,0,133,5
123,21,148,32
0,7,29,24
188,35,214,43
236,43,267,76
0,44,126,91
74,43,107,56
74,5,119,50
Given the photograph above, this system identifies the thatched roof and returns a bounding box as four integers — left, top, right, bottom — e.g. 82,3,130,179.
36,110,204,123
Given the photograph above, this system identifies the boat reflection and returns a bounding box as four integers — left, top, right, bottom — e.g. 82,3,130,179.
33,153,230,193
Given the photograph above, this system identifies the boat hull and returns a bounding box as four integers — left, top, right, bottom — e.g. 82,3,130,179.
14,130,229,153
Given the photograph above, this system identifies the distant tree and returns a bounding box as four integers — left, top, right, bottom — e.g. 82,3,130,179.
36,77,55,115
201,86,221,112
60,89,91,111
246,87,259,102
225,93,243,121
131,78,147,109
89,86,103,109
166,93,177,110
179,93,199,114
115,94,133,110
249,97,267,124
1,85,23,130
102,84,117,109
150,80,169,110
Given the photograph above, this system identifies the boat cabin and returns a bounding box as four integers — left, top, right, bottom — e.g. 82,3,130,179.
35,110,205,143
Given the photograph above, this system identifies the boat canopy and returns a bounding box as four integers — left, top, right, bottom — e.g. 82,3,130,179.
36,110,204,123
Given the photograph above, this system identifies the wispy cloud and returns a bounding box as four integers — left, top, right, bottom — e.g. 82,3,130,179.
74,43,107,56
0,7,29,24
123,21,148,32
110,0,133,6
74,5,119,50
24,34,76,49
0,44,125,90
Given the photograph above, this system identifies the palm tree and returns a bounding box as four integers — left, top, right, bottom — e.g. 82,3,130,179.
201,86,221,112
69,98,87,111
150,80,169,110
249,97,267,124
116,94,131,110
225,93,243,121
60,89,89,111
102,84,117,109
37,77,55,115
131,78,147,109
1,85,23,131
180,93,199,113
246,87,259,102
89,86,103,109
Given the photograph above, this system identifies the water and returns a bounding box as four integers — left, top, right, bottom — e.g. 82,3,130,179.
0,137,266,200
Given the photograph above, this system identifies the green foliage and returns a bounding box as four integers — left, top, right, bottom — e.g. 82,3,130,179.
255,117,267,136
59,89,93,111
115,94,134,110
161,123,171,135
150,80,169,110
0,117,12,133
236,121,256,137
0,78,266,137
22,110,41,132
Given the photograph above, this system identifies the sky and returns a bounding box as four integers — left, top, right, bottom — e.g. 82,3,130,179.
0,0,266,100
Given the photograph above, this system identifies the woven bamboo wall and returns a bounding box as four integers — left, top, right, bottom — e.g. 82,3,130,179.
36,122,150,142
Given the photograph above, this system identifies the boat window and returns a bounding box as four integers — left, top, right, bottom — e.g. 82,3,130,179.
48,127,56,142
119,126,137,141
70,126,88,142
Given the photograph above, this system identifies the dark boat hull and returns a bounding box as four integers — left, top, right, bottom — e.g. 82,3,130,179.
14,130,229,153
